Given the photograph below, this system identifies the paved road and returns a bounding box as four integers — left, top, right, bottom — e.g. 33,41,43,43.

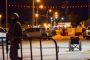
0,38,90,60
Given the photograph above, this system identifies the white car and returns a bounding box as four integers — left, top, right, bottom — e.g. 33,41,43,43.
86,26,90,40
0,27,6,42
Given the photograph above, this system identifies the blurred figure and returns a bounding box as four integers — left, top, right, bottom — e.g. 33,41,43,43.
7,13,22,60
62,27,65,36
82,27,86,38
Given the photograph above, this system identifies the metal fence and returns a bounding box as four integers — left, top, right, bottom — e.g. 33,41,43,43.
1,37,59,60
0,37,6,60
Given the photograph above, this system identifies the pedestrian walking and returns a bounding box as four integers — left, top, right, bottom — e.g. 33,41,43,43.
7,13,22,60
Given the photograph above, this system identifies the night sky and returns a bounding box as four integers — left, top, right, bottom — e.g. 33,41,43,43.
0,0,88,25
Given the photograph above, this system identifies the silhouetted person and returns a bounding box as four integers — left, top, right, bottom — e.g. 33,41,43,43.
62,28,65,36
82,27,86,38
7,13,22,60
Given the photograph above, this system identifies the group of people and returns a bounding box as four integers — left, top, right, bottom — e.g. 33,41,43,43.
7,13,22,60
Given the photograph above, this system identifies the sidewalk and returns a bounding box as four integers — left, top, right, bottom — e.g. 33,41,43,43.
0,39,90,60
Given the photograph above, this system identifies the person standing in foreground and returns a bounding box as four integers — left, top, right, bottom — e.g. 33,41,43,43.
7,13,22,60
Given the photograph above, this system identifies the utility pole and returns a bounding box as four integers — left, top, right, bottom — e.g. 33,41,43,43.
65,0,68,22
0,14,2,27
88,0,90,18
32,0,35,27
6,0,8,32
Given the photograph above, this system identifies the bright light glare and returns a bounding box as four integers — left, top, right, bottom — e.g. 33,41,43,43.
35,13,39,18
51,17,53,20
55,12,58,15
64,25,67,28
44,23,47,27
61,17,64,20
39,5,44,9
0,14,2,18
48,24,51,27
49,9,52,12
36,0,40,3
54,12,58,19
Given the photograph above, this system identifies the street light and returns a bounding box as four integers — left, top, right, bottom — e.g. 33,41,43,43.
35,13,39,18
32,0,41,27
35,4,43,26
54,11,59,19
55,12,58,15
35,13,39,26
61,17,64,20
36,0,40,3
0,14,2,18
39,4,44,9
53,11,59,26
49,9,52,13
46,9,53,23
0,14,2,27
50,17,53,28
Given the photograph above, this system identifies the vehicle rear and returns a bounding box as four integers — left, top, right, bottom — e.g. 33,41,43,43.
86,26,90,40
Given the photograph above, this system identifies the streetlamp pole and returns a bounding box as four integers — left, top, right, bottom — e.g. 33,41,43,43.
35,13,39,26
53,11,58,26
36,9,38,26
6,0,8,32
0,14,2,27
65,0,68,22
46,9,52,24
46,11,48,23
32,0,41,27
50,17,53,28
32,0,35,27
54,18,56,26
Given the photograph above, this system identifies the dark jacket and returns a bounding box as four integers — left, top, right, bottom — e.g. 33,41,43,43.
7,22,22,43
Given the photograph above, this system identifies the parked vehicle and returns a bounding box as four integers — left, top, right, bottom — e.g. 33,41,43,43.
40,28,56,37
86,26,90,40
40,28,48,37
0,27,6,43
22,27,53,39
22,28,42,39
